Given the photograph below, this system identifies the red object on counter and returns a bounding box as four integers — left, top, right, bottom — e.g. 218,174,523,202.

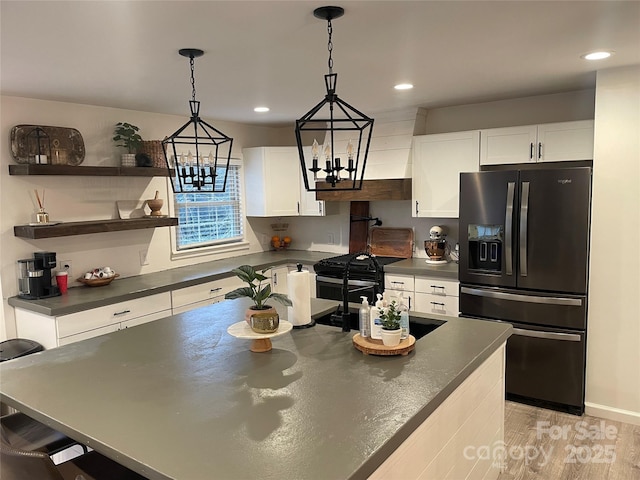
55,272,68,294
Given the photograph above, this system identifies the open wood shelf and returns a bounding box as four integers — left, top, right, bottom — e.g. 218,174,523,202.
315,178,412,201
14,217,178,239
8,164,169,177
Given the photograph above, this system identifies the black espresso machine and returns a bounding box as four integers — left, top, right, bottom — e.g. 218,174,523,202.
17,251,60,299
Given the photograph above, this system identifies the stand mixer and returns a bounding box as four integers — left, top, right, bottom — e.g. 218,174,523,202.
424,226,450,265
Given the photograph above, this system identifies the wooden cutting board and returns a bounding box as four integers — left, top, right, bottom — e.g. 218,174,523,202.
369,227,414,258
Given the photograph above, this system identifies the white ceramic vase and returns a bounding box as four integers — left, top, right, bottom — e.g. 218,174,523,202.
121,153,136,167
381,328,402,346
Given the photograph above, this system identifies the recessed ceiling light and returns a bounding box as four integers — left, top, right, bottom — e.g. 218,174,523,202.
254,107,270,113
581,50,614,61
394,83,414,90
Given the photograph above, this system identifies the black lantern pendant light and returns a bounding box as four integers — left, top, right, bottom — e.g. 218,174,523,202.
163,48,233,193
295,6,374,192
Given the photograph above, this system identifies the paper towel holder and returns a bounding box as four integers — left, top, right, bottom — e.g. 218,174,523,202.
288,263,316,329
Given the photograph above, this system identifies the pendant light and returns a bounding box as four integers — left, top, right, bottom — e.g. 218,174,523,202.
295,6,374,192
162,48,233,193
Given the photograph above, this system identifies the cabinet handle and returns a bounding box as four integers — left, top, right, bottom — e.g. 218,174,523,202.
408,296,411,310
297,202,300,214
430,302,445,307
210,287,222,293
319,203,322,215
415,201,419,214
538,142,542,159
391,281,405,286
530,142,534,159
273,273,277,285
430,285,445,290
113,309,131,317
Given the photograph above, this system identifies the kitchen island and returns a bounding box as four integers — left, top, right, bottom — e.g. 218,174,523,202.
0,297,510,480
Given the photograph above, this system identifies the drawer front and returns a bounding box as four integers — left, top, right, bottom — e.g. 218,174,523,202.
57,292,172,338
58,324,120,346
172,296,225,315
414,292,459,316
171,277,243,308
414,277,459,296
120,309,172,329
385,274,415,292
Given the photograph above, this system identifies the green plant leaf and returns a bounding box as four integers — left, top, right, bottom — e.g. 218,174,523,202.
269,293,293,307
255,284,272,304
231,265,256,284
224,287,254,300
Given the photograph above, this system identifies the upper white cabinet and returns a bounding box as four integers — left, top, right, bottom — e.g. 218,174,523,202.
412,130,480,218
480,120,594,166
243,147,329,217
244,147,300,216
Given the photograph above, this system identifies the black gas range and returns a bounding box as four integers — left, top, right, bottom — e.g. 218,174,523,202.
313,253,405,304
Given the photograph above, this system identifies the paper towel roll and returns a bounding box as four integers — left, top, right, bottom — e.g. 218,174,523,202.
287,268,312,327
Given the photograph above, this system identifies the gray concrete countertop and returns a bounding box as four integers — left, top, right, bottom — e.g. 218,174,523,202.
0,297,511,480
8,250,331,317
9,251,459,317
385,257,459,279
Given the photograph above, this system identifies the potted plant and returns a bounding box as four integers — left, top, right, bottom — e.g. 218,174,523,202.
379,300,402,346
224,265,292,325
113,122,143,167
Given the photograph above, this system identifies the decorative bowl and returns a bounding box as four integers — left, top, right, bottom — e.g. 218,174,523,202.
77,273,119,287
250,312,280,334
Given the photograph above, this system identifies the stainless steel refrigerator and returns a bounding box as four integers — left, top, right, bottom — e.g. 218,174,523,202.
459,166,591,415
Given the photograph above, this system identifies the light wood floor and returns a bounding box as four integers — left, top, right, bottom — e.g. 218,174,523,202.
498,401,640,480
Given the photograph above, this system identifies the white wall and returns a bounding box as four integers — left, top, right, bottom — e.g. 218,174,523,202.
586,65,640,424
0,96,291,339
422,89,595,134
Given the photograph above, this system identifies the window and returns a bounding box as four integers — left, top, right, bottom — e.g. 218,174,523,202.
173,163,244,250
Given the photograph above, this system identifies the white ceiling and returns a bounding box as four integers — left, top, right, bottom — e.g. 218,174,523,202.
2,1,639,126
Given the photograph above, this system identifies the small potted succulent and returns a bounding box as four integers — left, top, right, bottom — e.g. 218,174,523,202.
379,300,402,346
224,265,292,329
113,122,143,167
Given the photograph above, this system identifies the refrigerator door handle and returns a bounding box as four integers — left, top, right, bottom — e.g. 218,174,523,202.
460,286,583,306
520,181,530,277
512,327,582,342
505,182,515,276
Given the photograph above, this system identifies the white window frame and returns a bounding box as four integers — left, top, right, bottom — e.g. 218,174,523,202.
168,159,249,259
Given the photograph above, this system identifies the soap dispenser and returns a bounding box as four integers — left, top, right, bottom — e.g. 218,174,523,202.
397,291,410,340
370,293,384,340
359,296,370,338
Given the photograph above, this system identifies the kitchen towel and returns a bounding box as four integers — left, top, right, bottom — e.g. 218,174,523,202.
287,268,312,327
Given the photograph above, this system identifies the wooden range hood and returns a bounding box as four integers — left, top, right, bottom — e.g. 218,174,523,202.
314,178,411,201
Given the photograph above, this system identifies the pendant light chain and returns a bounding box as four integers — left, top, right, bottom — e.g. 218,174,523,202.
189,55,197,102
327,18,334,74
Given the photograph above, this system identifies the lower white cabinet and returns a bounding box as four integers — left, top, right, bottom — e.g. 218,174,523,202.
15,292,172,349
171,276,244,314
413,276,459,316
384,273,414,310
271,264,317,298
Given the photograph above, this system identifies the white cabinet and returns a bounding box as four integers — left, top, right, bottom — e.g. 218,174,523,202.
244,147,300,216
384,273,414,310
412,131,480,218
270,264,317,298
171,276,244,315
480,120,594,165
414,276,459,316
15,292,172,349
243,147,331,217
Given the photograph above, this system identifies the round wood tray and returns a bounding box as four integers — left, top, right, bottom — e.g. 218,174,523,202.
227,320,293,352
352,333,416,356
77,273,119,287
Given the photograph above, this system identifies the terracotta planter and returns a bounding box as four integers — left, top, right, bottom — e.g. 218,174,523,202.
245,305,277,325
381,328,402,346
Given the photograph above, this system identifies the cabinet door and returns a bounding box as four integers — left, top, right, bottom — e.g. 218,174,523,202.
243,147,300,216
480,126,537,165
412,131,480,218
270,266,290,295
414,277,459,296
384,274,415,293
537,120,594,162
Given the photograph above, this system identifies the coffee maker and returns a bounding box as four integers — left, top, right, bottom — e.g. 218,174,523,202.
424,226,450,265
17,251,60,299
